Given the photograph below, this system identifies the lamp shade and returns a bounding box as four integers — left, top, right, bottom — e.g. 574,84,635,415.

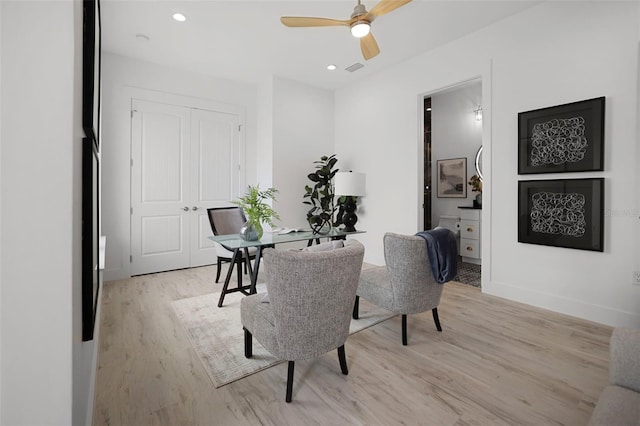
334,172,366,196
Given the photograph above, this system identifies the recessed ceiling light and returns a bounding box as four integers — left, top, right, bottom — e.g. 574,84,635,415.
327,64,337,71
136,33,150,41
172,12,186,22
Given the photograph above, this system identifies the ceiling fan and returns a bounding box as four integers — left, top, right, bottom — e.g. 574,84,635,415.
280,0,412,61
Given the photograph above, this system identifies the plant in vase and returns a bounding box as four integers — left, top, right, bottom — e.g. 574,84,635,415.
303,154,339,234
234,185,280,240
468,174,483,207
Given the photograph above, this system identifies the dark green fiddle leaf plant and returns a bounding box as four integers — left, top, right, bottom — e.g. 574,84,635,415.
303,154,339,234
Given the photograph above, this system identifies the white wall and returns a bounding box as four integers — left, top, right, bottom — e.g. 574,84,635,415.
272,77,334,229
431,82,483,224
636,7,640,298
0,0,3,419
335,1,640,327
256,77,274,191
101,53,258,281
1,0,80,423
70,1,101,424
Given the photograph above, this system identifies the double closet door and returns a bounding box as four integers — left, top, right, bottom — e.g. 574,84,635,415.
130,99,242,276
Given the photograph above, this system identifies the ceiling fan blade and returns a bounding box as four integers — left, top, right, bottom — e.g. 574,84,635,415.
360,33,380,60
366,0,412,20
280,16,350,27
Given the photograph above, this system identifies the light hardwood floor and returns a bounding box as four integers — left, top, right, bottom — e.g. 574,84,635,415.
94,264,611,425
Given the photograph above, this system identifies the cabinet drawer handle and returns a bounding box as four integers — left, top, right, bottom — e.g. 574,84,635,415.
467,227,474,232
466,246,473,251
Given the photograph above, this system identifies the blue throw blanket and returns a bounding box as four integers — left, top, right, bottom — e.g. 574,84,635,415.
415,228,458,284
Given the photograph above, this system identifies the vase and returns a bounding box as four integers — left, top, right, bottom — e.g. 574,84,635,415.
475,193,482,207
240,221,263,241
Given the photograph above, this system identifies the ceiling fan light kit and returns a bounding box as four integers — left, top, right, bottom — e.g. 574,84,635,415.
350,21,371,38
280,0,412,60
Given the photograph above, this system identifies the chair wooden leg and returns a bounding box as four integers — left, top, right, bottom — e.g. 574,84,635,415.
432,307,442,332
286,361,295,403
215,260,222,283
337,345,348,375
352,295,360,320
402,314,408,346
244,328,252,358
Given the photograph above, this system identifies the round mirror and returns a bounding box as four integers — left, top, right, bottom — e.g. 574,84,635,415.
475,146,484,181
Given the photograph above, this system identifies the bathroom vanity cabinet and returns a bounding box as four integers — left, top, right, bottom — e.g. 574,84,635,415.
458,207,481,265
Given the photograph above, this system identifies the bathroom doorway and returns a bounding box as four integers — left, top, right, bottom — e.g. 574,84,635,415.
421,79,483,288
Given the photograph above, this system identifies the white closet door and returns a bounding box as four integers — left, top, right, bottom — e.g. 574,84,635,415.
130,99,243,275
189,108,240,267
130,100,191,275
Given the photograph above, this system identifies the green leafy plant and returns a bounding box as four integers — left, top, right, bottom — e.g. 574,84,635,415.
234,185,280,238
303,154,339,234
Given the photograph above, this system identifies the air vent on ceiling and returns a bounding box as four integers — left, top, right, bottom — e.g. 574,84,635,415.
345,63,364,73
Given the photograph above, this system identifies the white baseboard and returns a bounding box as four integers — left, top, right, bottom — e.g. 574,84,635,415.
483,280,640,328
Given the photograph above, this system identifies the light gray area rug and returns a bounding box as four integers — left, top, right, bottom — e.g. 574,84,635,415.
172,286,395,388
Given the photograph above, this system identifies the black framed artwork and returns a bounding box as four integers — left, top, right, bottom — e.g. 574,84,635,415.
82,0,102,341
518,97,605,174
82,0,101,147
82,139,100,341
437,157,467,198
518,178,604,252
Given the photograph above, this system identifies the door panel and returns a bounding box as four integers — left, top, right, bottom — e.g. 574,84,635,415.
141,112,184,202
131,100,190,275
141,215,184,255
189,109,240,267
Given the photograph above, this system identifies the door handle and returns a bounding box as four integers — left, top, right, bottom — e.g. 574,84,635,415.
183,206,189,211
192,206,199,211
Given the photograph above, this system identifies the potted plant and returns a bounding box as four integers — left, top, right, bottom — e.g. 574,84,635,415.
303,154,339,234
234,185,280,240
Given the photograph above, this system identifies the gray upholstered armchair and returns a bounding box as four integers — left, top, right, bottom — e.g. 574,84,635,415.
588,327,640,425
240,239,365,402
353,232,448,345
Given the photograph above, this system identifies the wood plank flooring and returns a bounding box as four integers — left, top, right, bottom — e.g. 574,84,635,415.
93,264,611,425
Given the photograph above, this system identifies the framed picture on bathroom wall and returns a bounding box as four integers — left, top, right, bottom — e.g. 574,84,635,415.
437,158,467,198
518,97,605,174
518,178,604,251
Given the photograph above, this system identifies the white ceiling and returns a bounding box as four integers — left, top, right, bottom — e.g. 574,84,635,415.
101,0,540,91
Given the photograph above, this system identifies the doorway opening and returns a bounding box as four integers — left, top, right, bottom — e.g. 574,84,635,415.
421,79,483,288
423,97,432,230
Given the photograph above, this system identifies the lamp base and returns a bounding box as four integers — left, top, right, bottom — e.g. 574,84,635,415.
342,196,358,232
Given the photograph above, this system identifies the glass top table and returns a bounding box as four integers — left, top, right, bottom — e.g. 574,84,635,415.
209,228,365,307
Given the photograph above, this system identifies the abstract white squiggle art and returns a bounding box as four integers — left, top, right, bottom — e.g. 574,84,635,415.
530,192,586,237
530,116,587,166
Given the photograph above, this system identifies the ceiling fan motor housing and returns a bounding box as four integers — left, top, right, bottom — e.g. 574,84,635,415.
351,3,368,19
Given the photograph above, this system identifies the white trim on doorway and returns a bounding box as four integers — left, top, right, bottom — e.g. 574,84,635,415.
416,61,493,291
